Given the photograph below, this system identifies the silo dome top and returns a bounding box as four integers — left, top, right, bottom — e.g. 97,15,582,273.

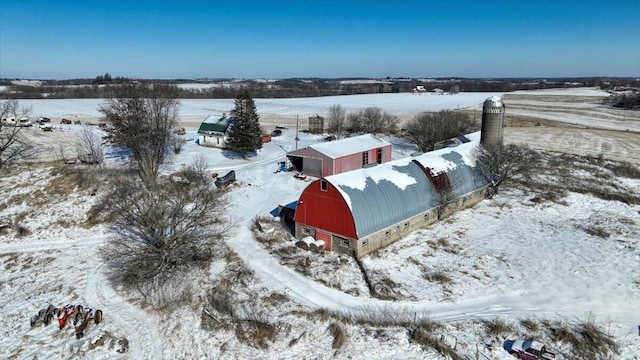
483,96,505,112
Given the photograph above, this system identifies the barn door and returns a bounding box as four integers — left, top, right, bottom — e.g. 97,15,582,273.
316,230,331,251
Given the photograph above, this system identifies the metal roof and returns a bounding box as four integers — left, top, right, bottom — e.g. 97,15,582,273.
198,115,232,134
326,158,437,238
324,138,489,238
307,134,391,159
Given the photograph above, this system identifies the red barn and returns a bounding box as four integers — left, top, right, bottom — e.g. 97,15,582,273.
293,134,490,258
286,134,392,178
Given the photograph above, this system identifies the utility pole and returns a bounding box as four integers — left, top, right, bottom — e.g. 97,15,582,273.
295,114,300,150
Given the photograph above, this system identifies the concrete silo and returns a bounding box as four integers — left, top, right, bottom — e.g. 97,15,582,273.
480,96,506,150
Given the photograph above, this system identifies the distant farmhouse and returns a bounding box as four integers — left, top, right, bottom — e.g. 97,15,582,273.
277,96,506,259
286,134,393,178
197,114,233,148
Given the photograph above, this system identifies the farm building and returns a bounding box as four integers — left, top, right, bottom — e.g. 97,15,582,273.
308,114,324,134
197,114,233,148
293,132,490,258
286,134,393,178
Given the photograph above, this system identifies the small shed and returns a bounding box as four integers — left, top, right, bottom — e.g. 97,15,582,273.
308,114,324,134
197,115,233,148
286,134,392,178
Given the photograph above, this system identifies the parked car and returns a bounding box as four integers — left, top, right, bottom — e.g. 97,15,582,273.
275,124,288,129
270,129,283,137
38,117,51,123
1,116,32,127
30,304,59,327
504,339,555,360
173,127,186,135
40,124,53,132
61,118,72,124
19,117,33,127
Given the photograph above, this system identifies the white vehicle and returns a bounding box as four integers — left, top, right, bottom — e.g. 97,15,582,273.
1,116,32,127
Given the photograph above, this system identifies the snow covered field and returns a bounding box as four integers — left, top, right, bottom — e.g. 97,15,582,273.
1,88,639,359
16,91,503,125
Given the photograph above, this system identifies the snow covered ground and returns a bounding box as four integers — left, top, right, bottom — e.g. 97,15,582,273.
16,91,502,125
1,88,639,359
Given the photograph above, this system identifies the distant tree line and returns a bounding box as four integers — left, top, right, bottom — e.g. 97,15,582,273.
4,76,636,100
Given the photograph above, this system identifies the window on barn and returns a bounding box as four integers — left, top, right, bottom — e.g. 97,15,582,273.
342,239,350,247
404,222,409,228
302,227,311,235
377,148,382,164
321,179,328,192
362,151,369,166
362,239,368,246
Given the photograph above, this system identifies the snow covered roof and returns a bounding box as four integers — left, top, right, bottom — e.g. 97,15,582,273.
411,137,480,176
323,133,489,238
198,115,232,134
307,134,391,159
326,157,437,238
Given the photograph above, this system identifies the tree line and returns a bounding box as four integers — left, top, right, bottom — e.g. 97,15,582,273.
2,76,623,100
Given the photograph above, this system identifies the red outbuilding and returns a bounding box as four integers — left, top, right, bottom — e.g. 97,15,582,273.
286,134,392,178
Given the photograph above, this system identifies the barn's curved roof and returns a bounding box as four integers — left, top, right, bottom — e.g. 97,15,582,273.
324,135,488,238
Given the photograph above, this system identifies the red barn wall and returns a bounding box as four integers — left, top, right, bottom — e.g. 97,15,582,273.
333,144,393,174
294,179,357,239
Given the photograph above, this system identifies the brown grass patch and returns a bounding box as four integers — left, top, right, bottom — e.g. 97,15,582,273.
263,292,289,306
410,328,463,360
584,226,611,238
521,318,540,332
485,318,512,336
546,317,619,360
425,271,453,286
234,319,278,349
328,322,348,349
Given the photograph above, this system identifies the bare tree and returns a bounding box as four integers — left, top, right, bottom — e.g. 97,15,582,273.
382,110,399,134
361,107,385,133
76,125,104,165
347,110,363,133
405,110,476,152
474,143,539,197
99,84,179,182
101,178,229,293
180,154,210,185
326,104,346,136
0,100,34,169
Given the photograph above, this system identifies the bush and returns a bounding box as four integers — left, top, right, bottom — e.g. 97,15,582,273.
101,179,228,294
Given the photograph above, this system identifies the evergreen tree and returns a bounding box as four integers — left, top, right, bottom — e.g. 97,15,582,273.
226,89,262,158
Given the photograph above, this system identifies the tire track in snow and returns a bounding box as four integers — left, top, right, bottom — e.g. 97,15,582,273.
228,217,640,328
0,234,109,255
85,265,163,360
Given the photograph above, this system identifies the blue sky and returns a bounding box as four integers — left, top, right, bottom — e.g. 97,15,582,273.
1,0,638,79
